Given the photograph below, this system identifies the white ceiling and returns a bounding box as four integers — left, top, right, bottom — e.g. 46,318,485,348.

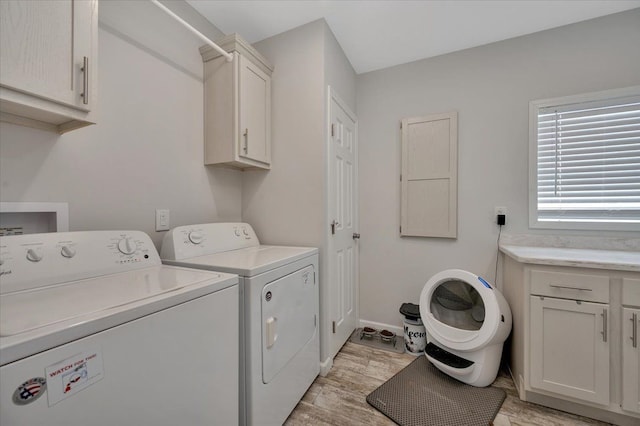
187,1,640,74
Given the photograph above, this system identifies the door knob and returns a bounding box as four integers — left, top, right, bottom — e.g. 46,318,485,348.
353,233,360,240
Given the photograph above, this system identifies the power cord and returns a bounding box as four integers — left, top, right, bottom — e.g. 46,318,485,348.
494,224,503,285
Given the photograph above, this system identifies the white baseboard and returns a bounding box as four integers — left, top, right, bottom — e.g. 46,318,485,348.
319,356,333,377
359,319,403,336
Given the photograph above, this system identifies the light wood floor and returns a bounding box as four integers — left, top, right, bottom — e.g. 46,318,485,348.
284,342,610,426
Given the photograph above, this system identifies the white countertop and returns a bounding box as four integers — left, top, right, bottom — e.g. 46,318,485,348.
500,245,640,272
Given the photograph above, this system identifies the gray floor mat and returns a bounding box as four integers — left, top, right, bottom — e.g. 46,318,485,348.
366,355,506,426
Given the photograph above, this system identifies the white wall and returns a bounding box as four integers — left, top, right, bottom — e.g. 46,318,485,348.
356,10,640,328
324,27,357,112
0,1,241,249
243,19,356,365
243,20,325,247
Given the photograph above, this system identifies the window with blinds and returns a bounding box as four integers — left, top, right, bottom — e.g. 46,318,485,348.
530,88,640,230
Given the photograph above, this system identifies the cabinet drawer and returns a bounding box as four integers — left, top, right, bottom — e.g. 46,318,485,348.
530,269,609,303
623,277,640,307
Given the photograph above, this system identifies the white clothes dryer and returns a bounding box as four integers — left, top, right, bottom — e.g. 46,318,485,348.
0,231,239,426
161,223,319,426
419,269,512,387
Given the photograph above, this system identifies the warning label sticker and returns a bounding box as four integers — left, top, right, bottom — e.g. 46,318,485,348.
45,348,104,406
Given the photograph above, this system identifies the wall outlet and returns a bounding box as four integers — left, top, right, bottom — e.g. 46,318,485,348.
155,209,170,231
494,206,507,217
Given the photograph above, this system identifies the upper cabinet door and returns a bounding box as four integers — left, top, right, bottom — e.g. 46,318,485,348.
0,0,94,110
239,55,271,166
0,0,98,133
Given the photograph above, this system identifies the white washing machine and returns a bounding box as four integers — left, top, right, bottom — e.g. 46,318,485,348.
161,222,319,426
0,231,239,426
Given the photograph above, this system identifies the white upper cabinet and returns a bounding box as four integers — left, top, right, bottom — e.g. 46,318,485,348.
0,0,98,133
201,34,272,170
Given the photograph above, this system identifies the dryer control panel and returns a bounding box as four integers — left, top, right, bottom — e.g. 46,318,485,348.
161,222,259,261
0,231,160,294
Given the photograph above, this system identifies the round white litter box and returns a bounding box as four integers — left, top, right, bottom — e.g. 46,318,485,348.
419,269,512,387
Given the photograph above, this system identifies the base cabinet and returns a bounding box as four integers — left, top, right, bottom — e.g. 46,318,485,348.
502,256,640,425
622,307,640,414
530,296,610,405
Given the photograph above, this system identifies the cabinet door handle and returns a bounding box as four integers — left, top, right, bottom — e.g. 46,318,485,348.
81,56,89,105
243,128,249,154
601,309,608,343
549,284,592,291
632,313,638,349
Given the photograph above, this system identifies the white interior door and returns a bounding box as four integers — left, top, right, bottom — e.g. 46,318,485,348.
327,87,358,359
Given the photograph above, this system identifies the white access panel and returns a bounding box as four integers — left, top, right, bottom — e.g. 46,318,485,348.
0,286,239,426
401,112,458,238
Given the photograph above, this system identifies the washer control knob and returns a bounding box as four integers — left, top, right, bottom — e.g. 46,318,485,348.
234,229,241,237
61,245,76,258
26,248,43,262
117,238,137,255
188,232,204,244
242,228,249,236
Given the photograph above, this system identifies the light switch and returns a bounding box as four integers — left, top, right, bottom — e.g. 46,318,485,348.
155,209,170,231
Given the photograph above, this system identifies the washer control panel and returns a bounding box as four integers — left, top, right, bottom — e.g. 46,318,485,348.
0,231,160,294
160,223,259,260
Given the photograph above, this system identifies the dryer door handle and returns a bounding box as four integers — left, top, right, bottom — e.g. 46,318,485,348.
266,317,278,349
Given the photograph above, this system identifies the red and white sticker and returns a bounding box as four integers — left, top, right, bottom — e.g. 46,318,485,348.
45,348,103,406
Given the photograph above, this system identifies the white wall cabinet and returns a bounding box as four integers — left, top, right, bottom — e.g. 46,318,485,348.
0,0,98,133
502,256,640,426
200,34,272,170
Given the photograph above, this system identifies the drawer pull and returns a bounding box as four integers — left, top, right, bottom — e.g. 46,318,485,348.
632,313,638,349
549,284,592,291
601,309,607,343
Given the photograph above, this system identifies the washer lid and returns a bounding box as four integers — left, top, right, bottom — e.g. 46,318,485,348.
165,245,318,277
0,265,238,365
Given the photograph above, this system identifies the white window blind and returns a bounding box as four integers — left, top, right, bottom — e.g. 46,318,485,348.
533,92,640,227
